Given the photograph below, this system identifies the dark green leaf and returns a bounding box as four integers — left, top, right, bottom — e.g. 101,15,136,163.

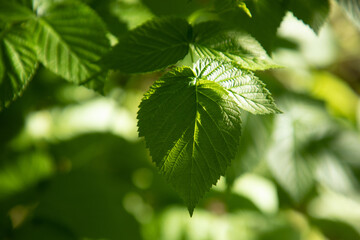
312,218,360,240
138,58,279,214
215,0,287,54
33,170,142,240
141,0,204,17
31,1,110,92
0,24,37,110
192,21,282,71
0,1,34,22
103,17,191,73
288,0,330,33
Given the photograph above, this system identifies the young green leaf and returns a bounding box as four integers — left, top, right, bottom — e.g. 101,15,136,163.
192,21,281,71
0,24,37,110
138,58,279,215
31,1,110,92
102,17,191,73
288,0,330,33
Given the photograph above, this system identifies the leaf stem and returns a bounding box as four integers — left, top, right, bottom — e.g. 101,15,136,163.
189,46,194,63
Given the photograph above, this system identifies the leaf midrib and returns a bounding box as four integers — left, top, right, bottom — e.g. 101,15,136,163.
190,78,200,211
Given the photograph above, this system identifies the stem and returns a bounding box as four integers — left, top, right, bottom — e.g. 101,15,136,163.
189,45,195,63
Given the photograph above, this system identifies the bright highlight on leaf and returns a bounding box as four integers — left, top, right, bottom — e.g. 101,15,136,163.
192,21,282,71
137,59,280,215
237,2,252,18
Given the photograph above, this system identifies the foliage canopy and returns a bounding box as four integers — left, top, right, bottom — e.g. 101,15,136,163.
1,0,360,239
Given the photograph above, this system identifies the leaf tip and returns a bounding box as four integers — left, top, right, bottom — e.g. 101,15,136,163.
188,206,195,217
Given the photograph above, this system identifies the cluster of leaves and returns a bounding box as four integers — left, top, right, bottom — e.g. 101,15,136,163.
0,0,359,216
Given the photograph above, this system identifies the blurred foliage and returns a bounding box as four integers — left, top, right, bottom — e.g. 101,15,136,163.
0,0,360,239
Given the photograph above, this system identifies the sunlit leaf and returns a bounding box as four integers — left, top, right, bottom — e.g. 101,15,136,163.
192,21,282,71
196,59,281,114
266,95,335,202
31,1,110,92
138,58,279,214
0,24,37,110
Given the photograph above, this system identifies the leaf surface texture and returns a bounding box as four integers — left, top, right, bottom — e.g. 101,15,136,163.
138,59,279,214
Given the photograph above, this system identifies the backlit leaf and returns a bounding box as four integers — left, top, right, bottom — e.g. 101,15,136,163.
138,58,279,214
0,23,37,110
31,1,110,92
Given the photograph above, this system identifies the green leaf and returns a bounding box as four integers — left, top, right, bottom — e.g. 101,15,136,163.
196,59,281,114
0,1,34,22
215,0,287,54
312,219,360,240
31,1,110,92
266,95,335,202
192,21,282,71
141,0,204,17
336,0,360,29
288,0,330,33
0,23,38,110
102,17,191,73
267,110,315,202
138,58,279,214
